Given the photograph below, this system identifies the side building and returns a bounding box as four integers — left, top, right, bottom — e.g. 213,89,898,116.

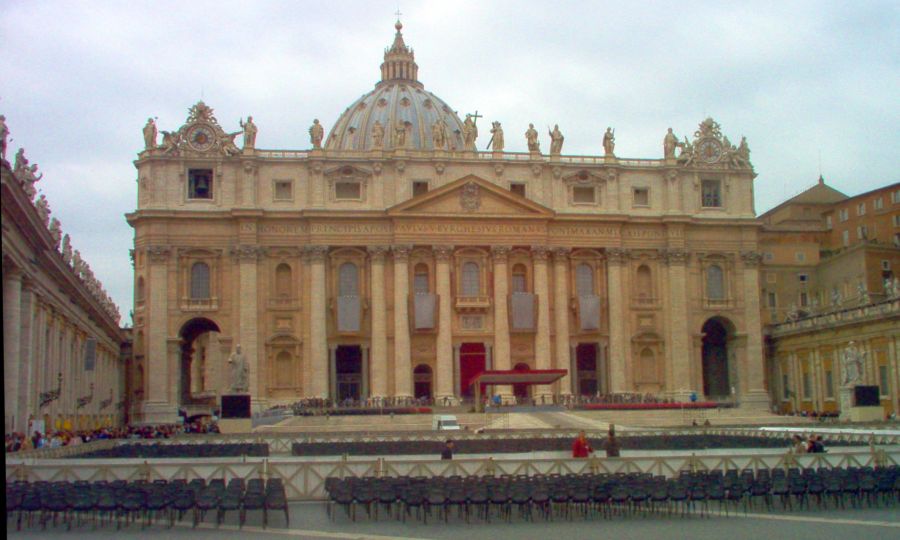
760,179,900,416
2,143,126,434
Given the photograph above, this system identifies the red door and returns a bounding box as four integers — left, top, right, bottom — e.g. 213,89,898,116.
459,343,486,398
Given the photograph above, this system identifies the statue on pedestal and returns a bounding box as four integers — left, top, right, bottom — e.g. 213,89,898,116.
49,218,62,248
431,118,446,150
549,124,564,155
462,114,478,151
143,118,157,150
228,344,249,393
309,119,324,149
61,234,73,265
663,128,678,159
239,116,257,149
840,341,865,387
35,193,50,226
603,127,615,156
488,121,504,152
372,120,385,148
394,120,407,148
525,123,540,153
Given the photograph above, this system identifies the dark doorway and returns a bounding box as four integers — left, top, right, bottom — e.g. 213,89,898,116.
513,362,531,400
414,364,433,400
178,318,220,406
702,318,731,397
576,343,598,396
336,345,362,402
459,343,486,398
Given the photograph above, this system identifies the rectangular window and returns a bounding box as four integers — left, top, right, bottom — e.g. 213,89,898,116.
701,180,722,207
273,180,293,201
510,183,526,197
893,189,900,204
879,365,889,396
839,208,849,222
874,197,884,210
412,180,429,197
842,230,850,246
825,215,832,229
768,291,777,307
895,233,900,247
633,187,649,207
572,186,596,204
825,370,834,398
335,181,361,200
799,291,809,307
798,273,808,283
857,202,866,216
188,169,213,199
802,372,811,400
893,215,900,227
857,225,868,239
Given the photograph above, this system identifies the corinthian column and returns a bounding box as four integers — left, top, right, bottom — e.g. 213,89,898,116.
233,245,262,410
492,246,513,402
434,245,456,403
552,248,572,395
306,245,329,399
144,246,177,423
740,251,769,409
664,249,692,400
4,267,23,433
393,245,413,398
606,248,628,393
367,246,389,398
532,247,552,400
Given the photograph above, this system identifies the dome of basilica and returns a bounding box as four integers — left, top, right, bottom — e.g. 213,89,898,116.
325,21,467,152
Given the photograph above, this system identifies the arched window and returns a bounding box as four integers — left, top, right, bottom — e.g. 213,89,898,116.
338,262,359,296
275,263,292,298
275,351,293,387
706,265,725,300
136,277,145,303
636,265,652,298
576,263,594,296
461,262,480,296
414,263,430,294
511,263,528,293
640,347,657,382
190,262,210,299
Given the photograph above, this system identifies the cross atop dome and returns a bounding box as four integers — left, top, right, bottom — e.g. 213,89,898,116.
381,17,419,85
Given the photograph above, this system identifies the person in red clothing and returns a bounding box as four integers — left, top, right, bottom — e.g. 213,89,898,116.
572,430,593,457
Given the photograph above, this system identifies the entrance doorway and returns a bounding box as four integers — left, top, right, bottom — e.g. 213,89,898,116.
459,343,486,398
701,318,732,397
513,362,531,400
414,364,433,400
576,343,598,396
178,318,221,407
335,345,362,402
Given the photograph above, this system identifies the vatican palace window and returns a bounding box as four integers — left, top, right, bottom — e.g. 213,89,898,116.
510,183,526,198
572,186,596,204
412,180,429,197
461,262,481,297
633,187,650,207
335,181,362,200
274,180,293,201
188,169,213,199
575,264,595,296
190,262,211,299
706,265,725,300
701,179,722,208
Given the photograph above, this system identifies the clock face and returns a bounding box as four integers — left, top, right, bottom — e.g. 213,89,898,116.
187,124,215,152
697,139,723,163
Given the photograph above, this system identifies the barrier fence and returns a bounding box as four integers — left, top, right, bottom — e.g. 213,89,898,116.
7,447,898,502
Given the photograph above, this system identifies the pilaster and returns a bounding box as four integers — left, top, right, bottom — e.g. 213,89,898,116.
4,267,23,433
663,248,693,400
491,246,513,402
143,245,177,423
306,245,329,399
393,244,413,398
606,248,628,392
740,251,769,409
552,247,571,395
232,244,263,410
367,246,389,398
532,246,552,400
434,245,456,403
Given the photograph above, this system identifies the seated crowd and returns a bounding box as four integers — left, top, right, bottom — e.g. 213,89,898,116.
5,421,219,454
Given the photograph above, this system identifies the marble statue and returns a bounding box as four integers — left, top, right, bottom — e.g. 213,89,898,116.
462,114,478,150
840,342,865,387
142,118,157,150
884,278,894,298
394,120,407,148
677,137,694,166
663,128,678,159
431,118,446,150
603,127,615,156
309,119,324,149
549,124,564,155
228,344,249,393
372,120,385,148
61,234,72,264
49,218,62,248
160,130,181,154
525,123,540,153
489,121,504,152
21,164,42,200
35,194,50,226
0,114,8,161
72,250,84,276
13,147,27,176
221,132,242,156
240,116,257,149
831,288,842,307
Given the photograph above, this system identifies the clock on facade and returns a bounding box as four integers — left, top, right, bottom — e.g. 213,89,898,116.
187,124,215,152
697,138,723,163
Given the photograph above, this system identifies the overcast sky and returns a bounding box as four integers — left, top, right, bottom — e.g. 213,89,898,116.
2,0,898,319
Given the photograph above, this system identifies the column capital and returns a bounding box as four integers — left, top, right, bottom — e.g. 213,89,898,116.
606,247,628,264
392,244,413,261
367,245,390,261
491,245,511,261
231,244,265,262
741,250,763,267
552,246,571,261
303,245,329,262
662,248,690,265
531,246,551,261
432,245,455,261
147,245,171,263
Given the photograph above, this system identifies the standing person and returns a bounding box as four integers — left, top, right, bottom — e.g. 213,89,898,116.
792,434,807,454
603,426,621,458
572,430,593,458
441,439,454,460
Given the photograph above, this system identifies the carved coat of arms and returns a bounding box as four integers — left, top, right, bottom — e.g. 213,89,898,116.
460,182,480,212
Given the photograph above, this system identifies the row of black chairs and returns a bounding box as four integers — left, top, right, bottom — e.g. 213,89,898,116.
6,477,288,530
70,443,269,459
325,466,900,523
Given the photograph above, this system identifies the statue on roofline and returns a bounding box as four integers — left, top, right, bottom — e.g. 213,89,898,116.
143,118,157,150
549,124,564,155
488,121,504,152
309,119,324,149
602,127,615,156
525,123,540,153
240,116,257,149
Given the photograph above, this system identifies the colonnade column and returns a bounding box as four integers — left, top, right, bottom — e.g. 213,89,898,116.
606,248,628,393
393,245,413,398
740,251,769,409
552,248,572,395
492,246,513,402
434,245,456,403
18,283,35,431
532,247,552,401
367,246,389,398
307,245,329,399
4,267,23,433
144,246,176,423
664,249,692,400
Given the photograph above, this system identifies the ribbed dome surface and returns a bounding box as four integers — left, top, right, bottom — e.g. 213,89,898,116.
325,21,466,152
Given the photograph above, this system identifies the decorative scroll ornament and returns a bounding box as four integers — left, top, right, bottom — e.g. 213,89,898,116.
678,117,752,170
153,101,242,157
460,182,480,212
231,244,264,261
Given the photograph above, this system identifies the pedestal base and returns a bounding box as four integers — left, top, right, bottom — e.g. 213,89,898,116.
136,401,179,425
847,406,885,422
738,390,771,411
218,418,252,434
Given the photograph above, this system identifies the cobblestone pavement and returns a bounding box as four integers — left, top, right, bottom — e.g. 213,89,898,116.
8,501,900,540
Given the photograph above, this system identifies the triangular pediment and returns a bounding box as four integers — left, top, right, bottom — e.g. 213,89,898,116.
388,175,554,218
